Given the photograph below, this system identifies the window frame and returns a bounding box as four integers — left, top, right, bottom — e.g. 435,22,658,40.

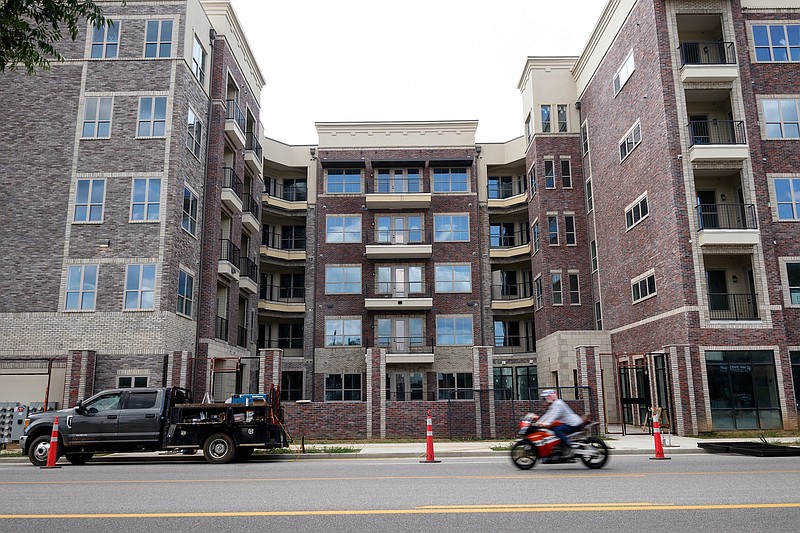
73,178,106,223
432,167,468,193
580,120,589,155
434,264,472,293
117,375,149,388
181,185,198,236
551,272,563,306
324,318,362,347
325,265,362,295
565,214,576,245
625,193,649,230
435,316,473,346
65,264,98,311
532,220,540,253
81,97,113,138
91,20,119,59
752,23,800,62
619,121,642,162
586,178,593,212
762,99,800,139
144,19,173,58
544,160,555,189
631,270,657,303
325,373,362,402
557,104,568,132
434,214,469,242
590,240,598,272
137,96,167,138
177,269,194,318
541,104,552,133
437,372,474,400
325,215,362,243
547,215,559,245
325,168,362,194
561,159,572,188
779,258,800,307
569,273,581,305
186,107,203,159
534,276,543,310
130,177,161,222
191,35,207,84
124,264,156,310
613,50,635,95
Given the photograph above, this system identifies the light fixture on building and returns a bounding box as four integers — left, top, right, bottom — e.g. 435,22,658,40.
731,275,738,283
720,194,726,201
98,239,111,248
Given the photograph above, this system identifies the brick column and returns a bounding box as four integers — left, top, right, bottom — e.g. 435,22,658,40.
63,350,97,407
575,345,604,432
167,350,191,388
258,348,283,393
365,347,385,439
472,346,493,439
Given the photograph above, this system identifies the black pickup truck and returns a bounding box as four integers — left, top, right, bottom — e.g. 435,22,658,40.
20,387,288,465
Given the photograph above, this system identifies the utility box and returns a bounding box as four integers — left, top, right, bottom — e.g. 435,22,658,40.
10,405,28,442
0,403,14,444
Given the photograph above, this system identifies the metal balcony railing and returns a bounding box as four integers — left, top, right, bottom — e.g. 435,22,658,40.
488,179,526,200
262,229,306,251
708,293,759,321
373,281,430,297
245,131,262,159
490,229,530,249
220,238,240,265
376,336,433,354
259,284,305,303
368,176,425,194
679,41,736,66
237,326,248,348
696,203,758,230
493,335,537,353
264,177,307,202
242,193,260,220
367,229,429,245
215,316,228,340
688,120,747,147
258,338,303,350
491,281,533,300
225,99,245,133
239,256,258,282
222,167,243,200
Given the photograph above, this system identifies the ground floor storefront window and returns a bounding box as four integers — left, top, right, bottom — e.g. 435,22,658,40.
705,350,782,430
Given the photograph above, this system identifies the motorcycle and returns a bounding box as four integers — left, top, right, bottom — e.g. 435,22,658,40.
510,413,609,469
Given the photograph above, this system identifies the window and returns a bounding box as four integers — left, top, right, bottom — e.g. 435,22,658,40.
516,366,539,400
565,215,576,245
438,372,473,400
137,96,167,137
590,240,598,272
586,179,593,212
613,51,635,94
541,105,552,132
569,273,580,305
551,273,563,305
376,214,422,243
65,265,97,311
488,176,514,199
493,321,521,349
433,167,468,193
326,215,361,242
763,99,800,139
490,222,517,248
493,367,513,399
435,264,472,293
118,376,148,388
434,214,469,242
181,186,198,236
278,324,303,349
595,301,603,330
91,21,119,58
532,221,540,253
619,122,642,161
325,374,362,401
786,262,800,305
124,391,158,408
125,264,156,310
534,276,543,309
632,271,657,303
326,168,362,193
775,178,800,220
436,316,473,345
548,215,558,245
376,266,422,294
753,24,800,62
325,266,361,294
544,160,555,188
192,36,207,83
187,108,202,158
377,318,424,349
625,194,649,229
557,105,568,132
580,121,589,155
528,167,537,195
82,97,112,138
525,114,532,143
131,178,161,221
177,270,193,317
376,168,422,193
325,318,361,347
73,179,105,222
561,160,572,188
144,20,172,58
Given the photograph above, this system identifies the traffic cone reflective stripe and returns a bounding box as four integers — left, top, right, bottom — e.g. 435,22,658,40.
420,410,440,463
42,416,62,469
650,408,670,461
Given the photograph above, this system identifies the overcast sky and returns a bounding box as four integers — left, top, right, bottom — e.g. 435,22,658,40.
229,0,607,145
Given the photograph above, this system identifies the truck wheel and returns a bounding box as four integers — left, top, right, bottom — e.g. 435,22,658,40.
203,433,235,464
28,435,57,467
65,453,93,465
235,447,254,462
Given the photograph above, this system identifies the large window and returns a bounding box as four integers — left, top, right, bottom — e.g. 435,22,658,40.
376,168,422,193
325,266,361,294
565,215,576,245
569,273,580,305
544,160,555,188
706,350,782,430
376,214,422,243
82,97,112,138
435,264,471,293
144,20,172,58
763,99,800,139
377,266,422,295
516,366,538,400
434,214,469,242
181,186,198,236
493,321,520,349
324,318,361,347
613,50,635,94
561,160,572,188
187,108,202,158
632,271,656,303
547,215,558,245
551,273,563,306
125,264,156,310
192,36,207,84
433,168,468,193
131,178,161,221
325,374,362,401
279,324,303,349
326,169,361,193
326,216,361,242
786,262,800,305
436,316,473,346
775,178,800,220
753,24,800,62
65,265,97,311
177,270,193,317
137,96,167,137
438,372,473,400
541,105,551,133
494,366,538,400
91,21,119,59
625,193,649,229
74,179,105,223
619,122,642,161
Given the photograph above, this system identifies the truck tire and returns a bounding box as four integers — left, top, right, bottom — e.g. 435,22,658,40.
65,453,93,465
28,434,57,467
203,433,235,464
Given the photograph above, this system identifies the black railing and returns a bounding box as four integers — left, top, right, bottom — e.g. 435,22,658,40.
245,131,262,159
373,281,430,297
491,282,533,300
262,229,306,251
696,203,758,230
225,99,245,133
259,284,305,303
220,239,240,266
688,120,747,147
239,256,258,282
680,41,736,66
242,193,260,220
490,229,530,248
264,177,307,202
215,316,228,340
237,326,248,347
493,336,537,354
368,176,425,194
258,338,303,350
222,167,243,200
367,229,429,245
376,336,434,353
708,293,759,320
488,180,526,200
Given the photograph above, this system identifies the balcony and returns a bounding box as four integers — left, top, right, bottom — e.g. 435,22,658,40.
679,41,738,82
489,229,531,259
365,177,430,209
364,281,433,310
218,239,240,280
261,230,306,262
365,230,432,259
215,316,228,341
263,178,307,211
225,100,246,149
687,120,749,161
257,338,303,356
378,336,434,364
238,256,258,294
241,193,260,234
491,282,535,311
244,131,263,174
221,167,243,213
488,180,528,209
709,293,759,321
493,335,536,355
258,285,305,313
696,203,759,247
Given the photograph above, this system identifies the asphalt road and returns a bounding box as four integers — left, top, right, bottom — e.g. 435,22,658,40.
1,453,799,532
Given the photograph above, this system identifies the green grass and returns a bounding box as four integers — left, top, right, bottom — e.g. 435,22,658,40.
697,429,800,440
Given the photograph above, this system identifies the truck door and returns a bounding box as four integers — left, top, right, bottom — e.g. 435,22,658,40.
117,390,161,444
68,391,123,445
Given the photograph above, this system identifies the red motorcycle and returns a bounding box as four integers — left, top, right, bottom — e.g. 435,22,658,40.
510,413,609,469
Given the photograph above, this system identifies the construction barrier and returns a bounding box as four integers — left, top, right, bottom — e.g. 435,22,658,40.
649,408,670,461
42,415,62,469
420,410,440,463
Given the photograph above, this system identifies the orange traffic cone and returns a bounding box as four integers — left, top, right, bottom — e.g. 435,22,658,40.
420,410,441,463
650,408,670,461
41,416,62,469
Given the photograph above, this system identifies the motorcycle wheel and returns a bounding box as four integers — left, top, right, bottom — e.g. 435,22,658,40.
579,436,609,469
511,441,537,470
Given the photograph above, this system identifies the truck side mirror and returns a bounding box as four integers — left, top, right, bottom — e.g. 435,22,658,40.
75,400,84,415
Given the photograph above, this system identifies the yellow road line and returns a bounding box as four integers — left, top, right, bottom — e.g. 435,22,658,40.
2,503,800,519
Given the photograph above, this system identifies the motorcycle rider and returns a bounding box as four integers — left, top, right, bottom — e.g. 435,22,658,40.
533,389,584,458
